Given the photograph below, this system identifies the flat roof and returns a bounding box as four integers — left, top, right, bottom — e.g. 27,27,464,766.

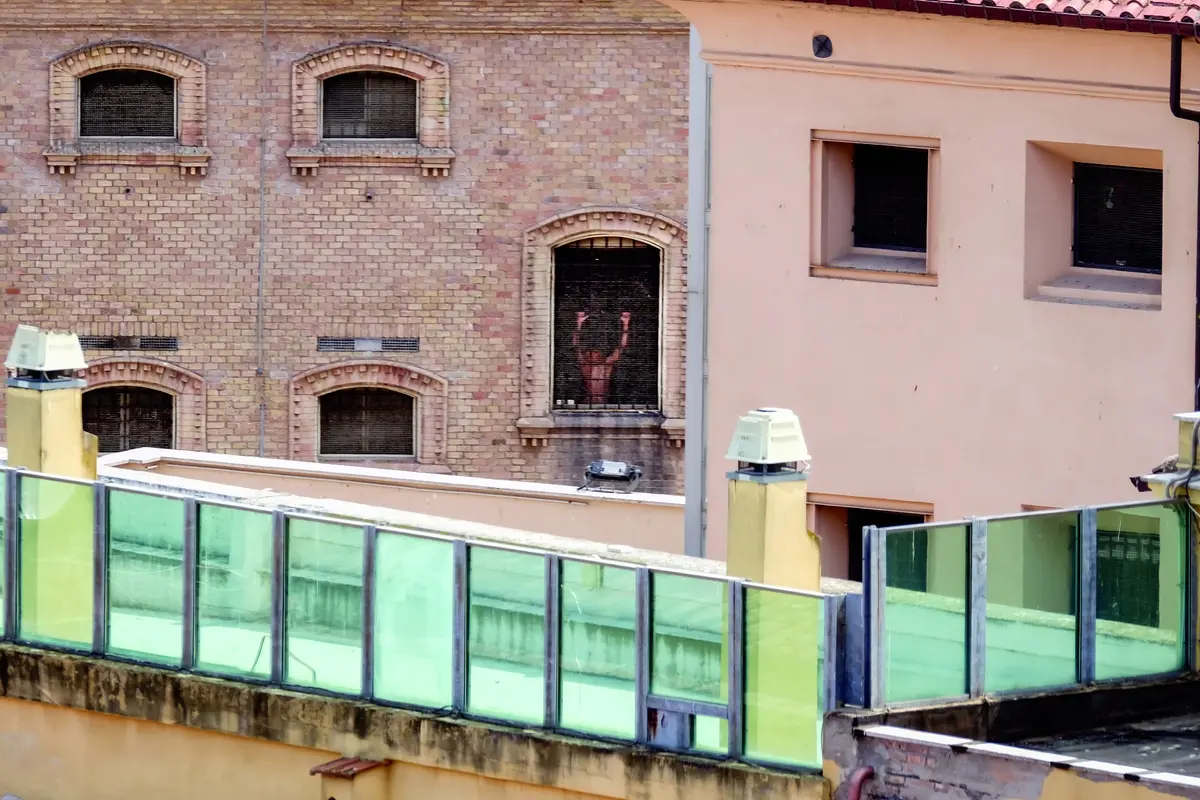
1017,712,1200,776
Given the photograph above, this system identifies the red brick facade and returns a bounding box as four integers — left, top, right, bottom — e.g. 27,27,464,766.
0,0,689,492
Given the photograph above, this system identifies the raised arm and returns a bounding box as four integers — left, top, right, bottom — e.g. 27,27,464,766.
606,312,632,365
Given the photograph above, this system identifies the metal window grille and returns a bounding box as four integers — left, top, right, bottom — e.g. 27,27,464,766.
316,337,420,353
79,69,176,138
78,335,179,351
322,72,418,139
1096,529,1161,628
319,388,415,457
552,238,660,411
82,387,175,454
1073,163,1163,273
852,144,929,252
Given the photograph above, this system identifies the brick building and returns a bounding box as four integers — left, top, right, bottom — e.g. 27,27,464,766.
0,0,689,491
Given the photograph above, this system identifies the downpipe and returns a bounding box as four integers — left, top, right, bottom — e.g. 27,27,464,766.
1168,34,1200,411
847,766,876,800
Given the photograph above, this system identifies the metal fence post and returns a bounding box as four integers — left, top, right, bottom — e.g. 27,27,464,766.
1078,507,1098,685
544,555,561,729
634,567,650,744
361,524,377,699
968,517,988,698
181,497,198,669
3,469,18,639
1187,500,1198,673
269,510,287,684
824,593,843,712
864,525,887,708
92,481,109,655
726,579,745,760
452,539,468,713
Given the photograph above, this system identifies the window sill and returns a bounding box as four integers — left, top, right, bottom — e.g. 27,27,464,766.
43,141,211,176
516,414,684,448
811,254,936,287
286,141,456,177
1032,267,1161,311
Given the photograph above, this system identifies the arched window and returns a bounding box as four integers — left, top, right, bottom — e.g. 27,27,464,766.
319,388,416,457
552,237,661,411
83,386,175,453
322,72,418,140
79,69,177,138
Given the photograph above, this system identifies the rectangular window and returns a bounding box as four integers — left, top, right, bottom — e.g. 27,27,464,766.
552,239,661,411
318,388,415,457
853,144,929,252
83,387,175,453
1073,163,1163,273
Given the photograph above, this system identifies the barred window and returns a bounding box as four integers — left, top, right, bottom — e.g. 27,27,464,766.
552,238,661,411
319,388,416,457
79,69,177,138
1073,163,1163,273
83,387,175,453
322,72,418,140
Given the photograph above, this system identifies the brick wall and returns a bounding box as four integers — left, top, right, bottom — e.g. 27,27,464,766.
0,0,689,492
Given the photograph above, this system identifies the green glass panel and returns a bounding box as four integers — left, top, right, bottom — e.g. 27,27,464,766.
0,470,6,637
884,525,968,703
107,490,185,664
1095,502,1187,681
693,716,729,755
467,546,545,724
374,532,454,708
986,511,1078,693
559,561,636,738
286,519,363,694
196,504,273,678
744,587,824,767
19,477,94,649
650,573,728,704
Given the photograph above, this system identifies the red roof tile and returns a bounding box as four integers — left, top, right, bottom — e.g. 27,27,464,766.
309,757,389,778
790,0,1200,33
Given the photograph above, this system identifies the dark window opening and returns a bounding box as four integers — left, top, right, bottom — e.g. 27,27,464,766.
322,72,418,139
1096,529,1161,628
552,238,661,411
79,69,176,138
1073,163,1163,273
852,144,929,252
845,507,927,584
319,388,415,457
83,387,174,454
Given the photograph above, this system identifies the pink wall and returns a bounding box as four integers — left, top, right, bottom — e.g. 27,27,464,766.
669,0,1198,557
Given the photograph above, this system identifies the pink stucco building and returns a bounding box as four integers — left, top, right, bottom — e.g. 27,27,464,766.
670,0,1200,575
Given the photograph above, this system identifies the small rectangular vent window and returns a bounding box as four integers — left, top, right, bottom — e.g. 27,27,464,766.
317,337,420,353
79,335,180,351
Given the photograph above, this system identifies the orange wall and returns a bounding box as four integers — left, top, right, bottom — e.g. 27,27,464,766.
668,0,1197,556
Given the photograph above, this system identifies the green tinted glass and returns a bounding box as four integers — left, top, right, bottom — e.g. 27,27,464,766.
0,470,6,636
744,587,824,767
374,532,455,708
559,561,636,738
884,525,968,703
467,547,545,724
196,504,273,678
650,573,728,704
1095,502,1187,681
106,489,185,664
19,477,94,649
986,511,1078,693
286,519,363,694
693,716,729,755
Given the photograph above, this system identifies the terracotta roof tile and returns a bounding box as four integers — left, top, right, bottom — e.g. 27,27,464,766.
791,0,1200,32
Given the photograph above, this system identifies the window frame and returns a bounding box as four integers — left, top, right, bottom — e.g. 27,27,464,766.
76,68,180,141
316,386,420,460
548,234,666,414
319,70,421,143
1070,161,1164,275
82,385,177,454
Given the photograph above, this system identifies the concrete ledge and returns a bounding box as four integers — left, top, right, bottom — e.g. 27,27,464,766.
0,644,822,800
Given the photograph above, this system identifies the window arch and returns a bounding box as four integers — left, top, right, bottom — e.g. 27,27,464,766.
319,387,416,457
83,386,175,453
78,358,207,451
322,71,418,140
552,237,662,411
79,69,176,138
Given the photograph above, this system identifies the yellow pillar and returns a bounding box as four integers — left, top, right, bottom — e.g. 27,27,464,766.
5,325,97,646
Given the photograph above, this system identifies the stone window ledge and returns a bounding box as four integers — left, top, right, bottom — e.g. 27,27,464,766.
517,414,685,448
812,252,936,287
286,142,456,177
44,141,212,176
1032,267,1162,311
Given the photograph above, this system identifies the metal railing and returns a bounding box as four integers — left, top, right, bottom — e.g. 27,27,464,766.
0,465,833,771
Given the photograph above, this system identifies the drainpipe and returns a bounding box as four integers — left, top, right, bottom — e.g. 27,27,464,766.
684,25,713,557
256,0,270,456
1169,34,1200,411
847,766,876,800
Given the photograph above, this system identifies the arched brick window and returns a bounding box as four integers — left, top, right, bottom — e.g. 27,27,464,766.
83,386,175,453
319,387,416,457
322,72,418,140
45,40,210,176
